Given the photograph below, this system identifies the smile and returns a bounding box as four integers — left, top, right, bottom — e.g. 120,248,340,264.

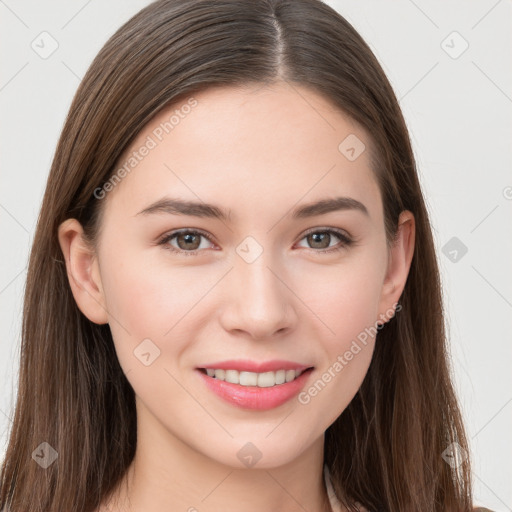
199,368,310,387
196,367,315,410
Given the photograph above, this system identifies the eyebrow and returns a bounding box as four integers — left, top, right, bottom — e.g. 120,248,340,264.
136,196,369,221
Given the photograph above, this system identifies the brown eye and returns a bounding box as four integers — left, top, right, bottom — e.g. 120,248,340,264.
297,228,353,254
306,232,332,249
175,232,201,250
158,229,215,255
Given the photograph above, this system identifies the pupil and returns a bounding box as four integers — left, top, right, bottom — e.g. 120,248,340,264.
310,232,329,248
180,233,199,249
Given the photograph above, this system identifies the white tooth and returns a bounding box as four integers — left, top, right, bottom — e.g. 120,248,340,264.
239,371,258,386
225,369,240,384
214,369,226,380
207,368,302,386
275,369,286,385
285,369,296,383
258,371,276,387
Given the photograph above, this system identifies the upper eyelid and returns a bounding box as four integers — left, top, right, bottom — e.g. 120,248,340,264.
300,226,352,239
159,227,352,249
159,228,215,245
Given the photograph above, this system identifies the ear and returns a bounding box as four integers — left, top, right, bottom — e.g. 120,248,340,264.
376,210,415,325
57,218,109,324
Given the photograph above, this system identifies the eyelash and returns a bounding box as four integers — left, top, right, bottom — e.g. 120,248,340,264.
157,227,354,257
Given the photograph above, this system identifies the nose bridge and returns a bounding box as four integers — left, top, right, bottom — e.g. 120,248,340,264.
222,242,295,338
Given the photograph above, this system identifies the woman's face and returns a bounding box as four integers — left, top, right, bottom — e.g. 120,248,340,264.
61,81,413,469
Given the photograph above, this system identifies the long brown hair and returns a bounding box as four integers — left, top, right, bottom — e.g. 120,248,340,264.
0,0,473,510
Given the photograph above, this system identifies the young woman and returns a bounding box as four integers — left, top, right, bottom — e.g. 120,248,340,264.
0,0,487,510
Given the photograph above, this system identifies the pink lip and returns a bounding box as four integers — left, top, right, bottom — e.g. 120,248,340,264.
196,359,312,373
195,366,314,411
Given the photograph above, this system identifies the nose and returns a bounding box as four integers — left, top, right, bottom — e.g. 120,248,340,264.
219,253,297,340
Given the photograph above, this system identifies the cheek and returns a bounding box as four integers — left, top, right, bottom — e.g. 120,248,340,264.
98,245,222,365
297,253,385,342
293,254,384,415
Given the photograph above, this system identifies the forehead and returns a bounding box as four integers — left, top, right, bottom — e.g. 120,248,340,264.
105,81,382,225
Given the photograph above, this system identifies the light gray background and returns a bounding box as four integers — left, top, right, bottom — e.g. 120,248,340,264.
1,1,511,510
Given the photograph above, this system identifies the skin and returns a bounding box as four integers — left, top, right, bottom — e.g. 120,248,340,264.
58,81,415,512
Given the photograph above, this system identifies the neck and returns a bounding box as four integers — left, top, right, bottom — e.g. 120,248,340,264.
101,400,334,512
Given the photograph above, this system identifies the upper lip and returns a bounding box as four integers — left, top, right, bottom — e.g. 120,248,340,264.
197,359,313,373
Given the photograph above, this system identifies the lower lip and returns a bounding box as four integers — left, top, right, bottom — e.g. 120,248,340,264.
196,368,314,410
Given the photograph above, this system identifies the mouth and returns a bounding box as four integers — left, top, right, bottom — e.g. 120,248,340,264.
197,367,314,388
195,365,315,410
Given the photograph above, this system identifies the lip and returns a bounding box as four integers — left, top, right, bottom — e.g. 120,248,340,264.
196,359,312,373
195,366,315,411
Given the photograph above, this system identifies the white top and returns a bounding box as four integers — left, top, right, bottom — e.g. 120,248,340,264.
324,465,370,512
324,464,343,512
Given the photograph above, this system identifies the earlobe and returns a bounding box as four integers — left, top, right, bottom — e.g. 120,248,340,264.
377,210,415,325
57,219,109,325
